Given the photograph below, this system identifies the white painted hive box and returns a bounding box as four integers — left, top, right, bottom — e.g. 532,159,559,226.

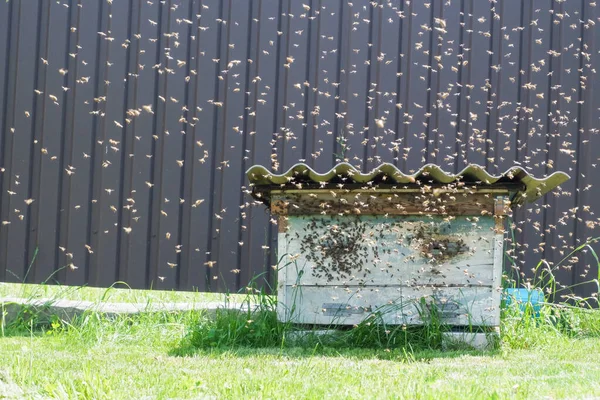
247,163,569,328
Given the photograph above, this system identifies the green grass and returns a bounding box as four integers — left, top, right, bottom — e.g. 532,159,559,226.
1,284,600,399
1,323,599,399
0,281,239,304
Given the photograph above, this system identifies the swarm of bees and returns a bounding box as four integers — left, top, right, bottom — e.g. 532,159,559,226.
300,215,385,282
0,0,598,303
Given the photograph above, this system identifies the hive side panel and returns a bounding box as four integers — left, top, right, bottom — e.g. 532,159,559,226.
271,191,499,216
281,215,497,286
281,286,498,327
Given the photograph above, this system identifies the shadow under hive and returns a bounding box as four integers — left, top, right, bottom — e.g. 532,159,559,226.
247,163,569,333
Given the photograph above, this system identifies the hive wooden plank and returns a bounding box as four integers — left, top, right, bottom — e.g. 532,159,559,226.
277,286,499,327
277,215,497,287
270,190,504,216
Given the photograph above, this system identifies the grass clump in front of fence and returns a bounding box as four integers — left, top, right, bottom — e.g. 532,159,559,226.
169,277,457,355
501,300,600,349
172,294,284,352
172,308,446,355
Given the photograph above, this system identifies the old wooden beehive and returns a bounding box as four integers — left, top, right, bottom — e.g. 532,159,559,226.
247,163,569,330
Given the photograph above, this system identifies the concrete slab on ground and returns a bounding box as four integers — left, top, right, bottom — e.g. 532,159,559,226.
442,331,500,350
0,297,253,324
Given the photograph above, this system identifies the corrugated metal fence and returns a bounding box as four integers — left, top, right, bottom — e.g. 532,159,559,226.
0,0,598,296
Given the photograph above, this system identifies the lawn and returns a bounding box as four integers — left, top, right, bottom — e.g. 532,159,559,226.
1,283,600,399
0,282,234,304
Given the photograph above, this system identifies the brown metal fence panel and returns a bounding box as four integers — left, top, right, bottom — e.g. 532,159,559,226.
0,0,598,297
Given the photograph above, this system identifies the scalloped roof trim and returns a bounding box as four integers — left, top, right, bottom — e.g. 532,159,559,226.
246,163,570,203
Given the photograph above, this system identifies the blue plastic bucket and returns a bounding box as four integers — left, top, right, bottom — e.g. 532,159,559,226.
503,288,545,317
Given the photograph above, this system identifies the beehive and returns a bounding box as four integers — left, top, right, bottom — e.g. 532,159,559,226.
247,163,568,331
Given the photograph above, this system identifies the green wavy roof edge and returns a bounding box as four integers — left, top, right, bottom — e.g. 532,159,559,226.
246,162,570,203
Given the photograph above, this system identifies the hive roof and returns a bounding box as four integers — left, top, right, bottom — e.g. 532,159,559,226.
246,163,569,204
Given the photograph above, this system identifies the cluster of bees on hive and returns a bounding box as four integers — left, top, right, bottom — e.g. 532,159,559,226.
0,0,598,299
298,215,385,282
